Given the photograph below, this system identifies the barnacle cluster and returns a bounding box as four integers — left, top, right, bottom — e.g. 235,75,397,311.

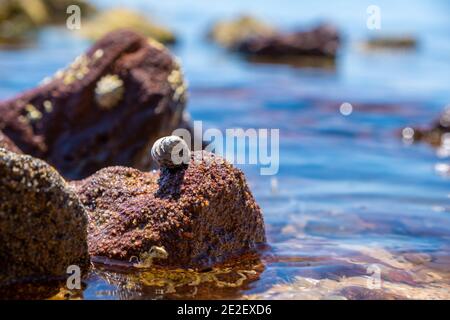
24,104,42,123
94,74,125,110
168,58,188,104
39,53,94,87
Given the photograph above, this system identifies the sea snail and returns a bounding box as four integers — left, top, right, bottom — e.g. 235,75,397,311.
151,136,191,169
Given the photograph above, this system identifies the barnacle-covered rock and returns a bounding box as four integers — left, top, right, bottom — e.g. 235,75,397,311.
0,0,96,45
209,15,276,49
80,8,176,44
0,148,89,287
0,130,22,154
0,30,190,179
73,151,266,269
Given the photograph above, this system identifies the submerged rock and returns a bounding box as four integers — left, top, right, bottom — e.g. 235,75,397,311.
0,130,22,154
0,30,189,179
0,0,96,45
236,23,340,59
0,148,89,287
210,16,340,62
363,35,417,51
407,107,450,147
80,8,176,44
73,150,266,269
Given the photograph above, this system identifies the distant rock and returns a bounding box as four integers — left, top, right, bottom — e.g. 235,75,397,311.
0,0,96,45
210,16,340,65
0,148,89,287
235,23,340,59
408,107,450,147
80,8,176,44
0,30,189,179
363,35,417,51
73,151,266,269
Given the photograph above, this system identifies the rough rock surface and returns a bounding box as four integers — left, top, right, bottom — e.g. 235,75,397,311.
236,23,340,58
73,151,266,269
0,29,189,179
0,148,89,286
0,131,22,154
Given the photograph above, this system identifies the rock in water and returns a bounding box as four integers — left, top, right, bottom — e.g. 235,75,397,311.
210,16,340,60
0,30,189,179
73,151,266,269
0,148,89,286
236,23,340,58
0,0,96,45
0,131,22,154
409,107,450,147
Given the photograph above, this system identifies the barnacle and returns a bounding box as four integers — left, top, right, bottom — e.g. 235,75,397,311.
94,74,124,110
167,59,188,103
43,100,53,113
24,104,42,122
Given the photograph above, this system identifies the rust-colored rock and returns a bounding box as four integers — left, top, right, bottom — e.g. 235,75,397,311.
0,131,22,154
73,151,266,269
0,29,189,179
236,23,340,58
0,148,89,287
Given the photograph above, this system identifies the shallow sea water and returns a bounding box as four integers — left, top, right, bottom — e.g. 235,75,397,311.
1,0,450,299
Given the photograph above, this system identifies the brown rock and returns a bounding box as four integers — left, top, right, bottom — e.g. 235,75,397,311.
0,130,22,154
0,0,96,45
0,29,189,179
235,23,340,58
0,148,90,287
73,151,266,269
410,107,450,147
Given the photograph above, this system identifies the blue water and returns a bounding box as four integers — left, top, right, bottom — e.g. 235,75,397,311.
1,0,450,299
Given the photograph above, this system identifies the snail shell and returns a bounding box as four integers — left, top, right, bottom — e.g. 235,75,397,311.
151,136,191,169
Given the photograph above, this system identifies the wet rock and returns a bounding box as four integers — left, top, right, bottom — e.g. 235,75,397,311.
73,151,266,269
0,0,96,45
236,23,340,59
209,15,276,49
407,107,450,147
81,8,176,44
0,148,89,287
0,130,22,154
0,29,189,179
363,35,417,51
210,16,340,61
